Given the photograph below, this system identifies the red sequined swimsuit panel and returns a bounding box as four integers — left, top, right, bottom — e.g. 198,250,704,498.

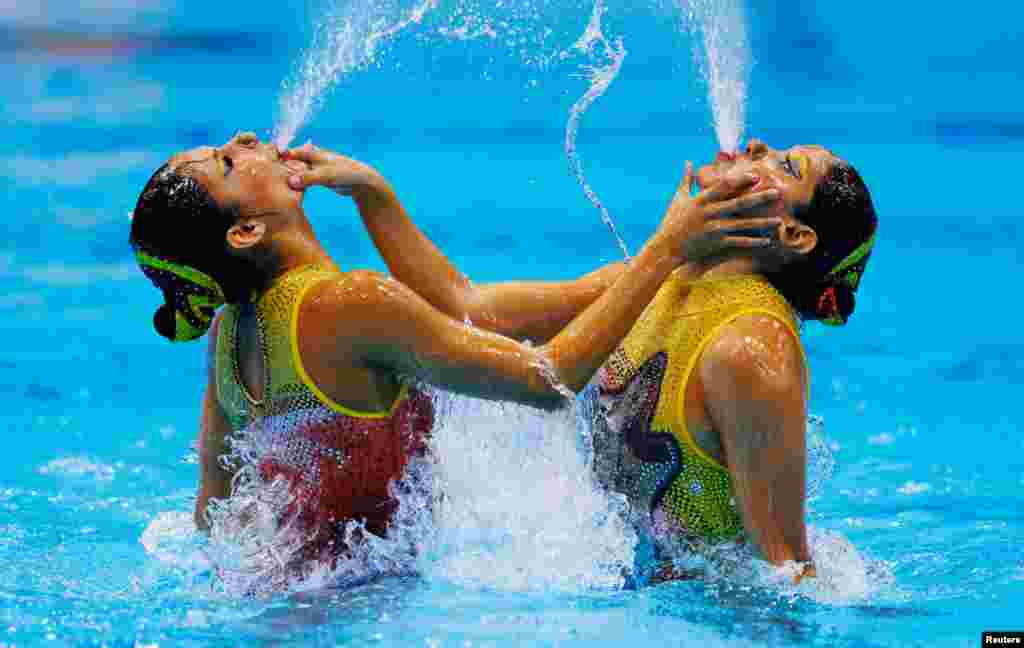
258,388,434,554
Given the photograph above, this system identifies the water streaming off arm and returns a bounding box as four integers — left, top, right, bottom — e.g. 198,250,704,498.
678,0,751,153
273,0,439,150
207,0,868,600
564,0,631,261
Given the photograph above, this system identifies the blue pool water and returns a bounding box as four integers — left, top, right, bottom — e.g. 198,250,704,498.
2,1,1023,646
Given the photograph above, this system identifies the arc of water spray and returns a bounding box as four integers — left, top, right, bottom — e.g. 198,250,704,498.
274,0,439,150
364,0,437,56
564,0,630,262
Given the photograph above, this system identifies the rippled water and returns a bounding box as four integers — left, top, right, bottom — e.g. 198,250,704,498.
2,1,1022,646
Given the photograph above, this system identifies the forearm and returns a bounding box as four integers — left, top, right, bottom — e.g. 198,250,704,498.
732,409,812,568
354,183,475,322
541,237,692,393
733,468,811,566
733,465,814,582
194,389,232,531
723,412,812,569
355,183,629,341
471,262,626,342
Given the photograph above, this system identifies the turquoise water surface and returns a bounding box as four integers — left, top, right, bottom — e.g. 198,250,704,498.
2,1,1022,646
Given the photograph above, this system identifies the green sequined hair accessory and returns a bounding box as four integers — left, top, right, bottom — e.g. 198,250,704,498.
816,233,875,326
135,251,225,341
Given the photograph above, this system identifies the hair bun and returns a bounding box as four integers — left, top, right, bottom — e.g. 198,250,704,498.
815,283,856,326
153,303,177,340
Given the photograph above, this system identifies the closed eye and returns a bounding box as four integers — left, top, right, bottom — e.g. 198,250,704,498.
782,154,801,179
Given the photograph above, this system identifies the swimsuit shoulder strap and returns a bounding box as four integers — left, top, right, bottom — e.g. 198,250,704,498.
673,275,806,469
258,266,410,420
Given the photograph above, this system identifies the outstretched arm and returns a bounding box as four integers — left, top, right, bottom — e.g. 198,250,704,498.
701,316,815,582
305,170,782,411
284,144,625,342
465,263,626,343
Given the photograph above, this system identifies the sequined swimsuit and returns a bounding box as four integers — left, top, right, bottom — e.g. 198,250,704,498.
592,273,803,542
214,265,433,558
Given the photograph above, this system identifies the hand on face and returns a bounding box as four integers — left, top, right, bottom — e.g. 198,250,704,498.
657,160,784,264
696,139,835,218
281,143,388,201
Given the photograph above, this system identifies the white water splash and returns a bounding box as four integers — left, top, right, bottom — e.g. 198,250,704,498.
648,524,890,606
806,415,836,503
418,391,636,591
202,389,634,597
198,414,428,597
140,511,210,572
679,0,751,153
648,416,893,604
177,395,870,601
565,0,630,261
273,0,438,150
39,456,116,481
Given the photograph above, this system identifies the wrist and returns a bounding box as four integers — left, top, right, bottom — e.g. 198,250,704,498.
645,229,688,267
351,173,395,209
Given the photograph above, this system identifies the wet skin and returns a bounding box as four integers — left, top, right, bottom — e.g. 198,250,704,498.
169,132,309,219
304,136,835,580
698,139,838,244
182,133,785,543
682,139,840,578
173,133,827,580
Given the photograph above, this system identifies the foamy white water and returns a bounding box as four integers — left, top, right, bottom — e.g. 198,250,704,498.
188,386,884,602
679,0,751,153
650,418,887,604
200,389,634,596
417,391,636,592
273,0,438,149
565,0,630,261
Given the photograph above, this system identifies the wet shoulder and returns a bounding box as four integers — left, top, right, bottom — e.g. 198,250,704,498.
299,270,406,317
295,270,407,413
698,314,806,396
295,271,378,332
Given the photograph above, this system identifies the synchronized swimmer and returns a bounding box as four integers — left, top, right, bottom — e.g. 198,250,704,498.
279,139,877,584
129,132,783,583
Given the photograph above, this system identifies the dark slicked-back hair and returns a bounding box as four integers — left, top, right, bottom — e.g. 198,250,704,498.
766,161,878,325
129,164,252,339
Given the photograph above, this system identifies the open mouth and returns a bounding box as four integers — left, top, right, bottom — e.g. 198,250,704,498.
696,151,742,190
269,143,310,175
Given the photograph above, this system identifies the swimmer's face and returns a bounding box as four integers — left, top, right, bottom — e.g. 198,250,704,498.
696,139,837,220
169,132,310,219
